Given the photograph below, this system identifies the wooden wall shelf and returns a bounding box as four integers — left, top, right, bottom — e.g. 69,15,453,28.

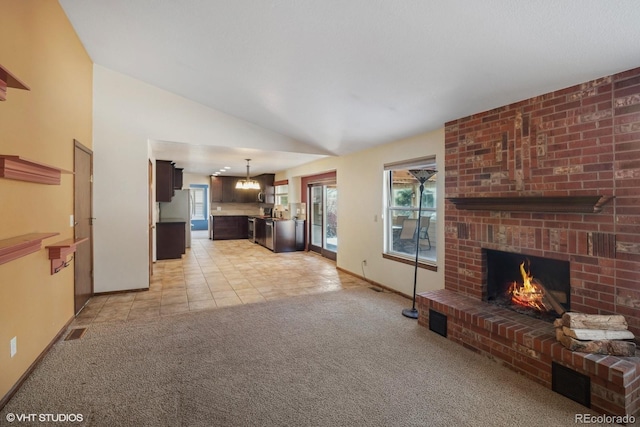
446,195,614,213
46,238,88,274
0,63,30,101
0,233,60,266
0,155,72,185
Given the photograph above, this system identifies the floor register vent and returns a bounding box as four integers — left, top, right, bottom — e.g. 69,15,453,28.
65,328,87,341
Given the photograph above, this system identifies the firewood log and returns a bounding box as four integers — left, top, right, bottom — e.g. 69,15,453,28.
558,334,636,356
562,312,628,330
562,326,634,341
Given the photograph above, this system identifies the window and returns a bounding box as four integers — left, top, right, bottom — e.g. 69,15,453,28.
384,157,437,265
275,184,288,206
191,187,206,220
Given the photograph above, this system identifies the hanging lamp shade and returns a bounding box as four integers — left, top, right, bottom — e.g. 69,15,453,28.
236,159,261,190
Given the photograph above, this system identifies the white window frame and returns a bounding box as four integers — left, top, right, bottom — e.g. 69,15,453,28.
275,183,288,206
383,156,437,268
191,187,206,220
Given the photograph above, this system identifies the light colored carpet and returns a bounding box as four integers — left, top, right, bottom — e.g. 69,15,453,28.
2,288,601,426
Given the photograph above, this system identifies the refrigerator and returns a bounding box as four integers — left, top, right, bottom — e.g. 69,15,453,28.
159,189,191,248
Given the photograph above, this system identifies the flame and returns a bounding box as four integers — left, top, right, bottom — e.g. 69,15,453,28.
508,261,547,311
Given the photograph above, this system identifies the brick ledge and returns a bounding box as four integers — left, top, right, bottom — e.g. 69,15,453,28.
416,289,640,417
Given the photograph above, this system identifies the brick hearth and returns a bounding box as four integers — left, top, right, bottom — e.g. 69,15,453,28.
417,290,640,417
417,66,640,418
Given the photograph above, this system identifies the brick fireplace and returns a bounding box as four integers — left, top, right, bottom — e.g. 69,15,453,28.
417,67,640,417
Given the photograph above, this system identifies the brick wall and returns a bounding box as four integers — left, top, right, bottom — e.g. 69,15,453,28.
444,67,640,337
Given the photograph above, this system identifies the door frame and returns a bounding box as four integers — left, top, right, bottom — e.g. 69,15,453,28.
149,159,153,281
73,140,94,314
301,171,337,261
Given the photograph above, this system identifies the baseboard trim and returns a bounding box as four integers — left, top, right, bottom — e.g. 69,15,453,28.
335,266,411,300
94,287,148,297
0,315,74,411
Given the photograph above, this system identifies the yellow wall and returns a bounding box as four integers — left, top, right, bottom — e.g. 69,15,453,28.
0,1,92,399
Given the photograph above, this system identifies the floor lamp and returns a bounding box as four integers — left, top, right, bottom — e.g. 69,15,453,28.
402,168,438,319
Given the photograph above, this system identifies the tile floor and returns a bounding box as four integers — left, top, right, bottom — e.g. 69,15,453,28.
71,234,367,327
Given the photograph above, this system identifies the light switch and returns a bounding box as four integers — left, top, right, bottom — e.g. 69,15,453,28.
70,215,74,227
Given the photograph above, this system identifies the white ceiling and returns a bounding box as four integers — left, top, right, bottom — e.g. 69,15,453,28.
59,0,640,175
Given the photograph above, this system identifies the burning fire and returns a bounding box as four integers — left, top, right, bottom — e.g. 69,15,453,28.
507,261,548,311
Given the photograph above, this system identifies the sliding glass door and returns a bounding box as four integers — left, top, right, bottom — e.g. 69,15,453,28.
309,183,337,260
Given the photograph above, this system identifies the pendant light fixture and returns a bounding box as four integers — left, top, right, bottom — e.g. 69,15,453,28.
235,159,261,190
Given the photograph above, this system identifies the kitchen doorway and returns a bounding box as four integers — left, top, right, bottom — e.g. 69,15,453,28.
189,184,208,240
308,182,337,261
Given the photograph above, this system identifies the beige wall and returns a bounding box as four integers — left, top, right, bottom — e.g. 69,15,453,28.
0,1,93,400
278,129,445,297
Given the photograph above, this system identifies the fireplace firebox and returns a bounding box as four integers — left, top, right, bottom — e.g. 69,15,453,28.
485,249,570,321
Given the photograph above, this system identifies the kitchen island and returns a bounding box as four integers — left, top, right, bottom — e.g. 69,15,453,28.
209,215,248,240
253,217,305,253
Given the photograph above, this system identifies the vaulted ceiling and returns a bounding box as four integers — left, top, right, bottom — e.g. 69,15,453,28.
59,0,640,175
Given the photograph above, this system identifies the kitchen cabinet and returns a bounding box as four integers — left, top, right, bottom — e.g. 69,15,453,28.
221,176,239,202
254,174,275,203
295,220,306,251
210,175,260,203
173,168,183,190
211,215,248,240
210,176,223,202
273,220,296,253
253,218,299,253
156,160,175,202
156,221,186,259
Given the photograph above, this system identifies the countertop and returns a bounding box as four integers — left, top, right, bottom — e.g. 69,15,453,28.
157,218,186,223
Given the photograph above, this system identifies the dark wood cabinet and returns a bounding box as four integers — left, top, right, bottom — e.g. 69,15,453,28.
211,215,248,240
156,221,186,259
295,220,306,251
253,218,301,253
156,160,175,202
210,175,263,203
273,220,296,253
221,177,245,202
210,176,223,202
173,168,183,190
252,174,275,203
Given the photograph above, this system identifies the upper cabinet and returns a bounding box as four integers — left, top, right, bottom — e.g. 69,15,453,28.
173,168,183,190
210,176,223,202
254,174,275,204
156,160,183,202
210,176,242,202
0,63,30,101
210,174,274,203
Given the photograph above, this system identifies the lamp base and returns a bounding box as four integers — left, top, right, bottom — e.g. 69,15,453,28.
402,308,419,319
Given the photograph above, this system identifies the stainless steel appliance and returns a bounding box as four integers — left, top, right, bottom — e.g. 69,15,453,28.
248,217,255,243
263,207,273,217
265,219,274,250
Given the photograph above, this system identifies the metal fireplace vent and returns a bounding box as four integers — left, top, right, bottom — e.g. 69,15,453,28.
552,362,590,408
429,309,447,337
